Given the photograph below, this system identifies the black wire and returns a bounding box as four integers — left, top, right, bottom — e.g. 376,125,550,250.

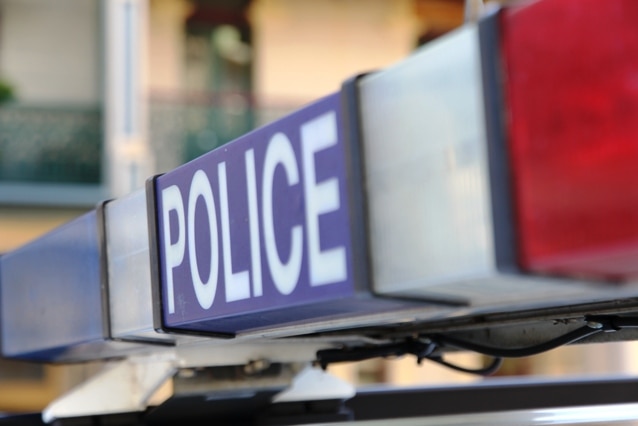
314,316,638,376
430,324,603,359
426,355,503,376
315,340,500,377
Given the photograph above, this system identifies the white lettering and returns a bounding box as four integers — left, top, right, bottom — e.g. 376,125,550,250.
161,185,185,314
301,111,347,285
188,170,219,309
162,108,347,315
245,149,263,297
218,162,251,302
262,132,303,295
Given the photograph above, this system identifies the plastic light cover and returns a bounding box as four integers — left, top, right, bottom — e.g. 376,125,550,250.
359,25,496,300
0,212,105,360
105,190,173,343
502,0,638,281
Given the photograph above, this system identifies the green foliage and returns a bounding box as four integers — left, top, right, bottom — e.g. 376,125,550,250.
0,79,15,104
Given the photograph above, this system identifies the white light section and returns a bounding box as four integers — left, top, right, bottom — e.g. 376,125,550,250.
359,26,494,302
105,189,172,343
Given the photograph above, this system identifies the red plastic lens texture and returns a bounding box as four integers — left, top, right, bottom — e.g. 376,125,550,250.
502,0,638,280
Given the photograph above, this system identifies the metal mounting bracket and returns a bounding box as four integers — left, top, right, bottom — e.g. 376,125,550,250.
42,353,177,423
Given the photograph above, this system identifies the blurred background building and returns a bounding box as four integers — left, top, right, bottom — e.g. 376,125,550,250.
0,0,635,414
0,0,448,250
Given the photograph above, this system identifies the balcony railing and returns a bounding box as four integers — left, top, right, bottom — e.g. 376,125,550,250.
0,97,299,197
149,92,297,173
0,104,103,184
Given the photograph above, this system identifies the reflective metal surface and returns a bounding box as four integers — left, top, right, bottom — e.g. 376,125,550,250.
311,405,638,426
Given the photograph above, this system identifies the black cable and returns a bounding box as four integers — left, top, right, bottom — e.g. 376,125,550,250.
426,355,504,377
430,324,603,359
315,339,500,377
314,316,638,376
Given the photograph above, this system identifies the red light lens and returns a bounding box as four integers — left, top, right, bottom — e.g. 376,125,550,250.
502,0,638,280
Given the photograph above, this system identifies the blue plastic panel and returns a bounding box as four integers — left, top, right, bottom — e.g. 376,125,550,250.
151,94,357,335
0,211,106,360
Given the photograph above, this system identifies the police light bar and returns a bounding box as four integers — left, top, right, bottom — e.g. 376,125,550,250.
2,0,638,362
